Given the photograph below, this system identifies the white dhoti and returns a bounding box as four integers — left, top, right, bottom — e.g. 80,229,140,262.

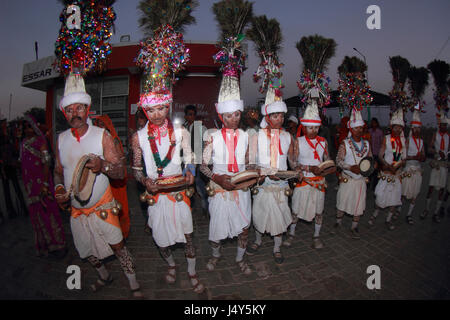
401,167,423,200
147,194,193,248
374,172,402,208
208,189,251,242
336,175,367,216
252,181,292,236
429,165,448,190
70,214,123,260
292,182,325,222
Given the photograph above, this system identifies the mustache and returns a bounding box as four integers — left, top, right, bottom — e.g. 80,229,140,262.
70,116,82,123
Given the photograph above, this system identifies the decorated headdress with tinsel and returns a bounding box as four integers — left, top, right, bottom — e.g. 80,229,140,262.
410,103,422,128
296,35,335,127
212,0,253,115
136,1,197,109
246,14,286,128
427,59,449,126
437,109,449,126
388,56,413,125
406,66,429,129
55,0,116,110
337,56,372,128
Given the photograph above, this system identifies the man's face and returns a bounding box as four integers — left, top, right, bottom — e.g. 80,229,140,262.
144,104,169,126
64,103,89,129
351,126,363,139
23,121,34,137
391,124,403,137
305,126,319,139
411,127,421,137
371,119,378,129
287,121,297,135
439,123,448,133
184,110,196,125
137,115,147,129
267,112,284,129
222,111,241,130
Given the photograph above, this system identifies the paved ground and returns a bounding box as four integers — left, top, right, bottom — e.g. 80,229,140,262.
0,161,449,300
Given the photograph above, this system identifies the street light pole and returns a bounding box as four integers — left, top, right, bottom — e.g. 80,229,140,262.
353,47,368,82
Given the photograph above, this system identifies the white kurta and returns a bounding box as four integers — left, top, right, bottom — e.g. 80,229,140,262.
401,136,423,199
429,132,449,189
336,138,369,216
292,136,326,221
207,129,252,242
252,130,292,235
58,125,122,259
138,125,193,248
374,134,405,208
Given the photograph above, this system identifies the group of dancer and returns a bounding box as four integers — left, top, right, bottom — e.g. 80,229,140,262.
51,65,448,298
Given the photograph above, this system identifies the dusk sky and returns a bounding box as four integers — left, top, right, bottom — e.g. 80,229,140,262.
0,0,449,126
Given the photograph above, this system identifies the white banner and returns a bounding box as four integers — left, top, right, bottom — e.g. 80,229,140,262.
22,56,60,85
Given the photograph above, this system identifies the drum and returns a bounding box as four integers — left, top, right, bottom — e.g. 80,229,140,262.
230,170,259,190
72,155,97,203
274,170,301,180
318,160,336,176
359,157,374,177
155,174,188,192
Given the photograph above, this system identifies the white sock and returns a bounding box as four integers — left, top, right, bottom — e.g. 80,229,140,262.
386,210,393,222
407,203,414,216
212,245,221,258
125,272,139,290
373,208,380,218
313,224,321,237
289,224,296,236
351,221,358,229
96,265,110,280
273,236,282,253
426,198,431,210
187,257,196,276
434,201,442,214
255,230,263,245
165,254,176,267
236,246,246,262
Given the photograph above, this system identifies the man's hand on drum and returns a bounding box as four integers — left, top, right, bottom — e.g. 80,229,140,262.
213,174,236,191
144,178,160,194
85,154,103,174
309,165,321,176
350,165,361,175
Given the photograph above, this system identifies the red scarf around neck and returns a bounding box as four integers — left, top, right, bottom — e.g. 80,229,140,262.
412,136,422,155
305,135,326,161
439,131,447,151
221,127,239,173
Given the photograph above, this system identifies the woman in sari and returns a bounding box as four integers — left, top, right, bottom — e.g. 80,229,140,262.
92,115,130,239
20,114,66,258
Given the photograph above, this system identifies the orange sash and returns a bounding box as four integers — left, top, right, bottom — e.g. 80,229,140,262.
153,191,191,207
71,186,121,229
296,176,326,192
